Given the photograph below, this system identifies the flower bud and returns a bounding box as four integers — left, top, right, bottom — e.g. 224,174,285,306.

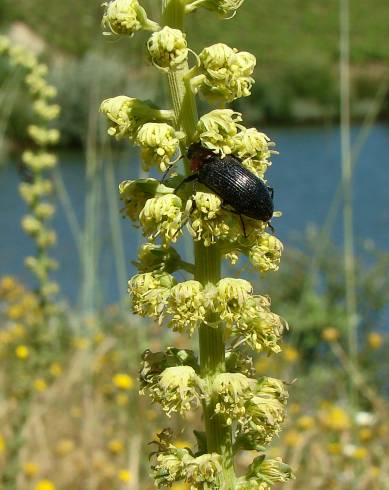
166,281,206,335
100,96,172,139
185,453,223,487
249,233,283,272
102,0,159,37
147,27,188,71
151,365,202,416
186,0,245,17
28,125,60,146
196,43,255,102
136,243,181,273
34,203,55,221
8,45,37,69
22,151,57,171
195,109,243,156
213,373,255,425
244,456,294,486
214,278,252,325
128,271,175,320
140,194,183,244
188,192,235,246
235,297,286,353
33,100,60,120
119,178,163,221
232,127,275,178
136,122,180,172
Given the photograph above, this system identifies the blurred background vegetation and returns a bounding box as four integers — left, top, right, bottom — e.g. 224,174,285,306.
0,0,388,489
1,0,389,145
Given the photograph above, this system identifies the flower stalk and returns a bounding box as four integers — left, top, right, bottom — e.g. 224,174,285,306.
101,0,294,487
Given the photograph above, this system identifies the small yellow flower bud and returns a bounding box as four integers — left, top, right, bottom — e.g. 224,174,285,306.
147,27,188,71
188,191,235,246
196,109,243,156
102,0,159,37
213,373,254,425
155,365,202,416
140,194,183,244
136,122,180,172
186,0,244,17
129,271,175,320
215,278,252,325
249,233,283,272
28,125,60,146
196,43,255,102
100,96,172,139
166,281,206,335
232,127,275,178
34,203,55,221
33,100,60,120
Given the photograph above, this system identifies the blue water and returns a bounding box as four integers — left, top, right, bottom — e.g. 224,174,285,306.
0,124,388,307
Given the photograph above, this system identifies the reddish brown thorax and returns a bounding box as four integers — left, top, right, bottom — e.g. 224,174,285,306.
188,143,214,172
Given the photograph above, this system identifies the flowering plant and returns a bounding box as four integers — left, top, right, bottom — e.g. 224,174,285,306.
101,0,294,487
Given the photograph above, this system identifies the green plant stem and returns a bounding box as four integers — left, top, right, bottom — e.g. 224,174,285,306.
162,1,235,486
339,0,358,382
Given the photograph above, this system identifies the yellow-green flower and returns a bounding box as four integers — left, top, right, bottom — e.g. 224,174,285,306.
102,0,159,37
148,27,188,71
136,122,181,172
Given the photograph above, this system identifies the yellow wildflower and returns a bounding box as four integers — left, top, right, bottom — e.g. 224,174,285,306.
23,461,39,477
327,442,342,455
73,338,89,350
50,362,62,377
322,327,340,342
353,446,368,459
284,430,302,447
108,439,124,454
112,373,134,390
0,434,5,454
358,428,373,441
118,469,133,482
55,439,75,456
35,480,56,490
34,378,47,392
320,404,350,431
367,332,382,349
282,345,299,363
7,304,24,320
15,345,29,359
297,415,315,431
115,393,129,406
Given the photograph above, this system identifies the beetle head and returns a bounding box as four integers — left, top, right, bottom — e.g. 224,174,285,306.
187,142,214,171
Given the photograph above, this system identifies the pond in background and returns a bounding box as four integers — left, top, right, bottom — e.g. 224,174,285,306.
0,123,388,307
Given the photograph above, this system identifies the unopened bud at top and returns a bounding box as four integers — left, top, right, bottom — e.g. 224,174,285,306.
147,27,188,71
102,0,159,37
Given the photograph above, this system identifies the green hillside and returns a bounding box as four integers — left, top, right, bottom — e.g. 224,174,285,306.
1,0,388,139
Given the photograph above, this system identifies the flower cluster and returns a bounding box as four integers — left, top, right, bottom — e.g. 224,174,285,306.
191,43,256,102
0,36,60,306
100,0,293,487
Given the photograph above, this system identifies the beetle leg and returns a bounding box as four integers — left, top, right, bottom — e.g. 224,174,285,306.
267,221,275,234
267,186,274,199
174,173,199,194
239,214,247,239
220,204,247,239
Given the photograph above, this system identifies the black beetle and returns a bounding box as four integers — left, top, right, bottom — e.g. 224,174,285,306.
175,143,274,229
